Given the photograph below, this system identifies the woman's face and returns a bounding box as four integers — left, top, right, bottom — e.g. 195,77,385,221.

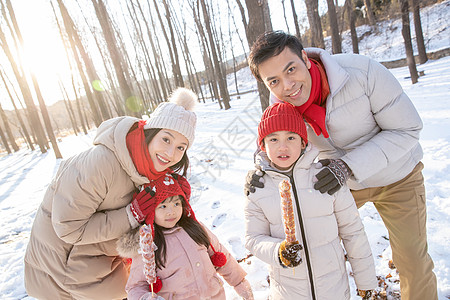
148,129,188,172
154,196,183,229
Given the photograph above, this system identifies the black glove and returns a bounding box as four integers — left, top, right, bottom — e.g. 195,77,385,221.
314,159,352,195
279,240,303,268
244,168,265,196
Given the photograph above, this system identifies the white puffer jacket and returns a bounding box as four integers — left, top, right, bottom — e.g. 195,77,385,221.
245,144,377,300
272,48,423,190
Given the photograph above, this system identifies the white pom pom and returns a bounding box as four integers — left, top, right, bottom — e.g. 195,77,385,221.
169,88,197,111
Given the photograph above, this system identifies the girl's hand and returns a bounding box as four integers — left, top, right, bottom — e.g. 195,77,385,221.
140,292,165,300
234,279,254,300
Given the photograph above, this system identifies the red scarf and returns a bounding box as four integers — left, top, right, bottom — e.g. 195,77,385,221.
295,59,330,138
126,120,166,183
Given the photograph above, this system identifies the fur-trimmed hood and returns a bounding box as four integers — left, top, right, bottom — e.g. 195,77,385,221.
117,227,140,258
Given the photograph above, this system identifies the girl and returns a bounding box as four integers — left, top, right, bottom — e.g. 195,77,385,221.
118,174,254,300
24,88,198,300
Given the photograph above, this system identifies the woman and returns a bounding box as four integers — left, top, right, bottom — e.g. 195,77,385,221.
24,88,197,300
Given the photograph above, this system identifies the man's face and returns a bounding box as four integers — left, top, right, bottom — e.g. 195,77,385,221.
258,47,312,107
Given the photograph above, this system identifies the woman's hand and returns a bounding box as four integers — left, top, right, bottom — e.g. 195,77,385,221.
130,187,156,223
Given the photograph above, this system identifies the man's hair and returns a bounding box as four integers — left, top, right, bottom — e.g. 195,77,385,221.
248,30,304,82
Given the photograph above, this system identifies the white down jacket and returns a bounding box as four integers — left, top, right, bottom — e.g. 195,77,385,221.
245,144,377,300
272,48,423,190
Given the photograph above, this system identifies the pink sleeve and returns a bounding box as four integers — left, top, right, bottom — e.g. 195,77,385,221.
126,255,152,300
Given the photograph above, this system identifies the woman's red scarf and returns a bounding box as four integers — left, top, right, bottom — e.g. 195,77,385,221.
295,58,330,138
126,120,166,182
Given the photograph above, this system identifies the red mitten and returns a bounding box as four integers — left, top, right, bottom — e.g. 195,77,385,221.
130,187,156,223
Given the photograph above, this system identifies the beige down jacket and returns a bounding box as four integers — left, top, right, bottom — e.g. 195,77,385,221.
245,144,377,300
24,117,150,300
272,48,423,190
117,224,248,300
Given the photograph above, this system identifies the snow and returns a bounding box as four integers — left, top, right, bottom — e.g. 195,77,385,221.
1,1,449,299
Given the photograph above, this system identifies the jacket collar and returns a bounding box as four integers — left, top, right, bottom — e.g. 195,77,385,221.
305,47,349,97
255,143,319,175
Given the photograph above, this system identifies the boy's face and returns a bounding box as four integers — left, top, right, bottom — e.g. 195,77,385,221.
258,47,312,107
154,196,183,229
264,131,306,170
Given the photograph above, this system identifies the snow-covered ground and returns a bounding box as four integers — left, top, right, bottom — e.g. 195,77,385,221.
0,1,449,299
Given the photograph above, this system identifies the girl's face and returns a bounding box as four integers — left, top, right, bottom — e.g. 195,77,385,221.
148,129,188,172
154,196,183,229
264,131,306,170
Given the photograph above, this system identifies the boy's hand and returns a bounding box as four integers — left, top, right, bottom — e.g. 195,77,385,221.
279,240,302,267
244,168,265,196
314,159,352,195
358,289,373,299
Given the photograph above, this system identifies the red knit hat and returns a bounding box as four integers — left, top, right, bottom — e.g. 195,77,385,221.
258,102,308,151
139,174,227,294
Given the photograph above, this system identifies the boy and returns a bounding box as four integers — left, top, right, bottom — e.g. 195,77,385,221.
244,102,376,299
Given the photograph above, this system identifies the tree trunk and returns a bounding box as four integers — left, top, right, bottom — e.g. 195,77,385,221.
289,0,303,43
363,0,376,26
200,0,230,109
152,0,183,89
243,0,272,110
0,102,19,151
0,122,11,154
0,69,34,150
162,0,184,88
30,73,63,158
410,0,427,64
56,0,103,126
305,0,325,48
345,0,359,53
0,2,47,153
281,0,290,33
92,0,137,116
326,0,342,53
400,0,418,84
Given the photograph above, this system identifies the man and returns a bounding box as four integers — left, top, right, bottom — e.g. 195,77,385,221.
244,30,437,300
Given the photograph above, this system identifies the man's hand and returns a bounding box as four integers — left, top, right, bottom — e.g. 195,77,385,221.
244,168,265,196
279,241,303,268
314,159,352,195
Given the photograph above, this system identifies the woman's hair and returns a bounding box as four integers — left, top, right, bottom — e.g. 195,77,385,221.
153,196,210,269
144,128,190,177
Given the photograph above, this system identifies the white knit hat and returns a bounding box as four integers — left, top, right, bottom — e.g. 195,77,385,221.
144,88,197,147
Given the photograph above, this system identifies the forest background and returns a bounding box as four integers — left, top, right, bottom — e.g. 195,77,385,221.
0,0,448,158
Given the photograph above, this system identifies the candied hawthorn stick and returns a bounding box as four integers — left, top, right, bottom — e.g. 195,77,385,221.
279,180,297,244
140,224,157,294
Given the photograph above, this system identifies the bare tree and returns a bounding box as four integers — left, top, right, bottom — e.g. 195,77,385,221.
241,0,272,110
305,0,325,48
200,0,231,109
410,0,427,64
281,0,291,33
363,0,376,26
289,0,303,43
326,0,342,53
0,68,34,149
152,0,184,88
56,0,103,126
30,72,63,158
345,0,359,53
92,0,137,116
400,0,418,84
0,1,48,153
0,102,18,152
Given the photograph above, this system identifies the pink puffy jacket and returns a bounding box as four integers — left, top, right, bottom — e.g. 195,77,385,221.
118,225,250,300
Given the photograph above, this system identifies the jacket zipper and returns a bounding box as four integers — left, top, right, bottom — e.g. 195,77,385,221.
288,175,317,300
